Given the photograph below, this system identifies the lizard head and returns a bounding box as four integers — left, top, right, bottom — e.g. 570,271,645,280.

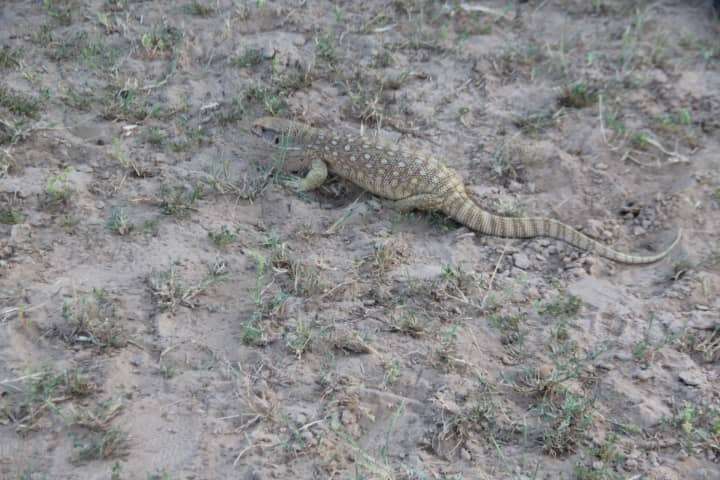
251,117,313,150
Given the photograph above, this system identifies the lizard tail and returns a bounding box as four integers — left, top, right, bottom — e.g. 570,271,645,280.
442,192,681,265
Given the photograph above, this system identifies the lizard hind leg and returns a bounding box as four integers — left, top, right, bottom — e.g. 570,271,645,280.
390,194,443,212
286,158,328,192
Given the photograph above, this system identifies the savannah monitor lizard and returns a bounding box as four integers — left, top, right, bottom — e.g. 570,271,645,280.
251,117,681,265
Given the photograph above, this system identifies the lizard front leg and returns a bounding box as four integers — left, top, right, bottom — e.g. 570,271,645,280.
286,158,328,192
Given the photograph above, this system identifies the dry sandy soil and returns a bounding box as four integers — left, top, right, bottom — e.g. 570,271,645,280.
1,0,719,479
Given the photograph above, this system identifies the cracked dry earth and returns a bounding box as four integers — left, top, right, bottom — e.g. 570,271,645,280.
1,0,719,479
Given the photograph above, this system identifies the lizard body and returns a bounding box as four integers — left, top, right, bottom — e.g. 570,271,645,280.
251,117,680,265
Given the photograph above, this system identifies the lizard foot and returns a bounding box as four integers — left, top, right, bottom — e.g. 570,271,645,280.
283,176,307,193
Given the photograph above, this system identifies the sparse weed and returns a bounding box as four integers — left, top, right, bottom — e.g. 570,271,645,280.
159,183,203,218
184,1,215,16
42,167,74,210
142,218,160,236
538,294,582,319
389,311,426,337
540,390,595,455
628,131,651,151
0,85,41,118
62,86,93,111
341,72,388,125
286,319,313,358
383,358,401,385
372,49,394,68
102,87,150,121
0,208,25,224
43,0,73,26
148,263,226,312
488,312,526,346
241,320,268,346
159,364,176,379
574,463,622,480
231,48,264,68
72,400,124,431
107,208,134,235
592,433,624,467
217,97,245,125
434,324,464,371
140,24,183,59
31,23,54,45
145,127,166,147
4,366,94,432
513,109,560,136
79,37,120,70
315,32,338,64
60,214,80,233
671,401,720,455
208,225,237,248
71,427,129,464
61,289,128,349
490,139,522,181
557,82,598,109
269,242,324,296
111,138,146,177
246,84,287,116
604,109,626,135
102,86,150,121
364,238,408,277
0,46,22,69
147,469,173,480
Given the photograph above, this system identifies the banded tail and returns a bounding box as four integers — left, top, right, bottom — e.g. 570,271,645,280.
442,192,681,265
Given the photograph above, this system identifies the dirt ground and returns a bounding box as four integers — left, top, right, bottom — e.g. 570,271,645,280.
1,0,719,479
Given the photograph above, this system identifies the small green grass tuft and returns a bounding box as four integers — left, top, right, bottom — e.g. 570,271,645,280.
269,242,325,296
557,82,598,109
184,1,215,16
71,427,129,464
62,289,128,350
106,207,134,235
4,366,95,433
208,225,237,248
671,401,720,455
315,32,338,64
159,183,203,218
488,312,526,346
241,320,268,346
539,294,582,319
0,208,25,224
102,86,150,121
61,86,93,111
389,311,427,337
43,0,73,26
41,167,74,210
286,319,314,358
245,85,287,116
145,127,166,147
541,390,595,455
78,36,121,70
148,263,227,312
513,109,560,136
629,131,651,151
231,48,264,68
140,24,183,58
0,46,22,69
216,97,245,125
0,85,41,118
